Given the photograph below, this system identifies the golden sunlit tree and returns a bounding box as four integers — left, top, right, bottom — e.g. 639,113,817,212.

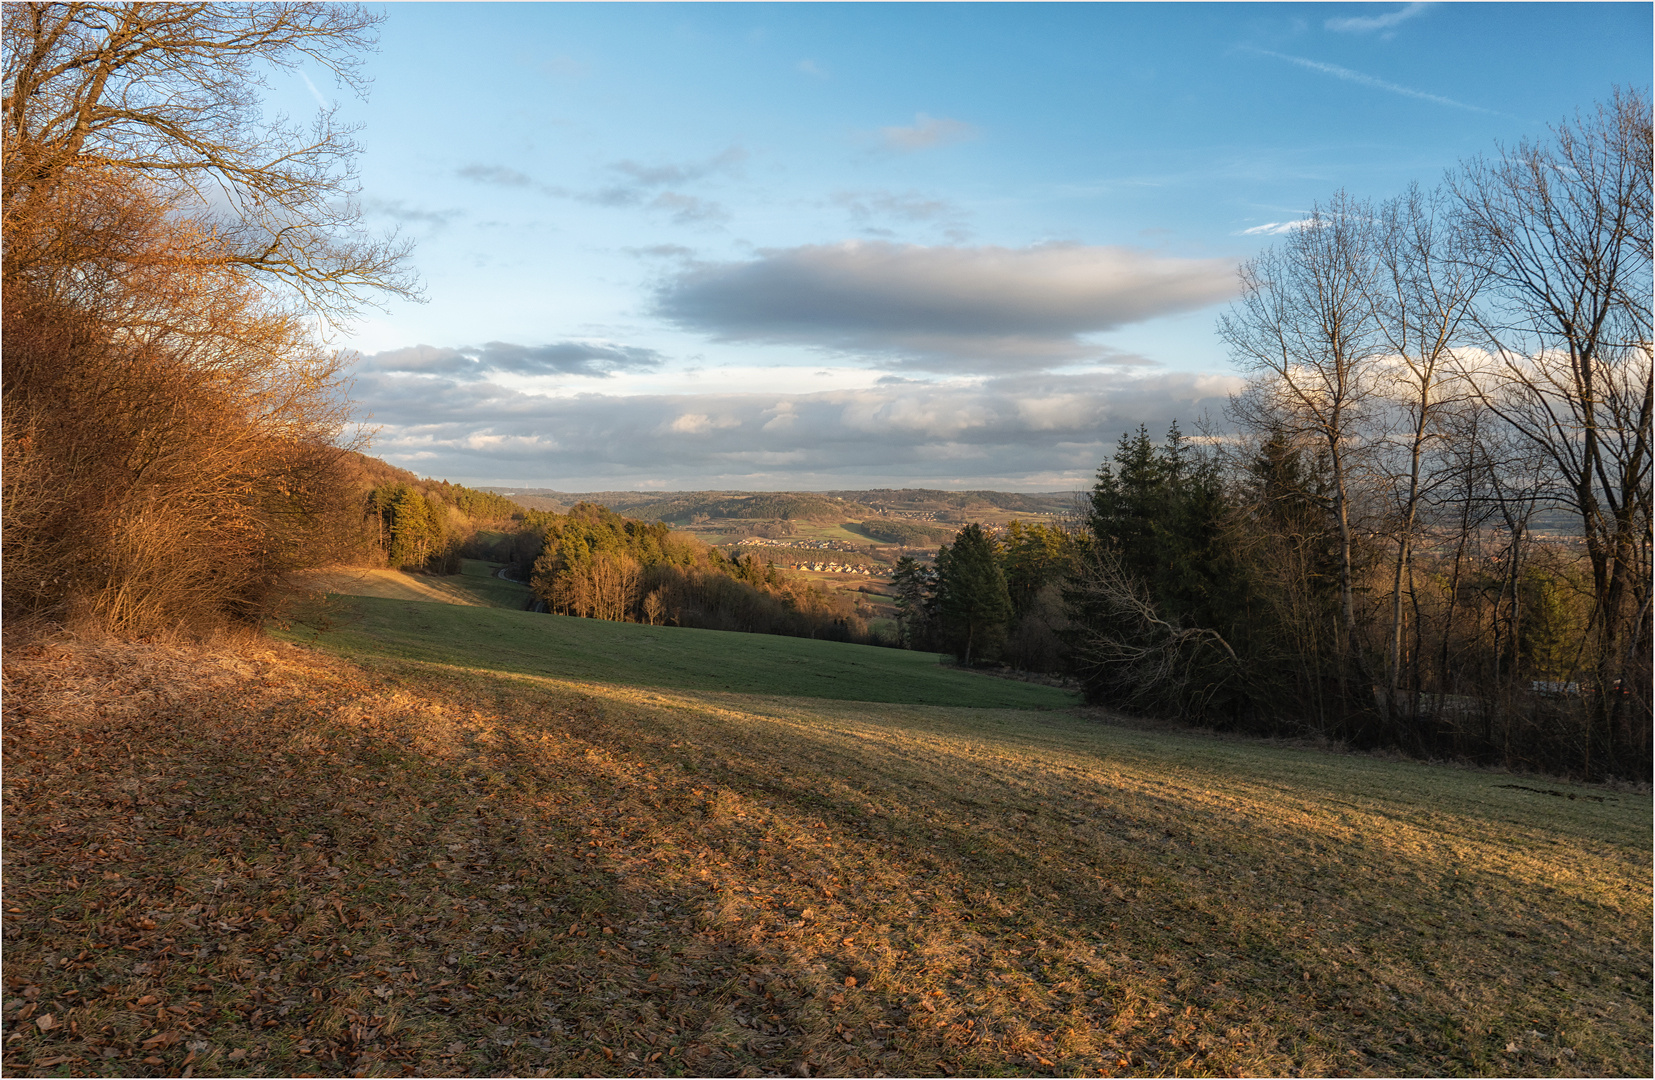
2,2,417,634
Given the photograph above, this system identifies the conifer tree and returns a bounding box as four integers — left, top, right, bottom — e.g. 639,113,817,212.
936,524,1013,666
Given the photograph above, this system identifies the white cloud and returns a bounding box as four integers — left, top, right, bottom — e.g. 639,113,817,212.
1238,218,1321,236
457,150,736,223
538,54,591,79
298,70,331,110
879,113,979,152
457,164,538,188
664,412,740,435
648,192,729,225
364,197,462,229
831,188,961,223
656,241,1238,371
1325,3,1430,34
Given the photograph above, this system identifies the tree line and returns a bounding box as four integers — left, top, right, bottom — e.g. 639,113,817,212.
891,520,1081,672
895,92,1651,782
520,503,871,643
354,458,524,576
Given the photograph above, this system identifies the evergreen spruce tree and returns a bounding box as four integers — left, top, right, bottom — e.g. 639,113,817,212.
890,555,939,650
936,524,1013,666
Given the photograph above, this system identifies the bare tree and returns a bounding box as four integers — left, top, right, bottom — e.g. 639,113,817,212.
1370,183,1484,729
2,1,418,321
1453,88,1653,773
1220,191,1384,706
1067,547,1238,719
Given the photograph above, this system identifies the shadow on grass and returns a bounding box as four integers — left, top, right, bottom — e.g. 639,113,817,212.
524,667,1653,1079
6,638,1647,1078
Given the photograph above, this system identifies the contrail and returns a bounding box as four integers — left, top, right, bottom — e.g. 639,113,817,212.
1245,47,1505,117
299,70,332,110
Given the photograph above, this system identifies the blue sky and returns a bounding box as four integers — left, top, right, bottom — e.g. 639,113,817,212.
295,2,1651,491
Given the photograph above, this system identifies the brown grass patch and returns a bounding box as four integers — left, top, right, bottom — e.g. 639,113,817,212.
289,569,506,609
3,635,1649,1077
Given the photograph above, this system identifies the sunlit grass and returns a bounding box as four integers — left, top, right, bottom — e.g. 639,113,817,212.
290,559,532,610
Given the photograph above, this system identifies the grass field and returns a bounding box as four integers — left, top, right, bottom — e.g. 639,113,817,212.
2,586,1649,1077
787,523,884,548
278,564,1070,710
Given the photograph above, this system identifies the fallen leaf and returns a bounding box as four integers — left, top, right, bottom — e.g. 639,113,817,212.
35,1013,56,1031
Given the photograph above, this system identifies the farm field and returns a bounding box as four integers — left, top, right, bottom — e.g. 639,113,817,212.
1,587,1648,1077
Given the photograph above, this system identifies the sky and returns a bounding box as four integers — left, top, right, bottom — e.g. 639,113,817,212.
284,2,1652,492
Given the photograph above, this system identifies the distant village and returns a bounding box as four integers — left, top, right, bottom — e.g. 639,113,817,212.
863,506,943,521
791,560,875,576
735,536,860,552
734,537,876,575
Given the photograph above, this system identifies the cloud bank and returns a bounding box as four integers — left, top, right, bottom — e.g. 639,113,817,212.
655,241,1237,371
350,359,1242,489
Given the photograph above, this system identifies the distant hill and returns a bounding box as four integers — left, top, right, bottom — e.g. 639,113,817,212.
832,489,1075,518
484,487,1079,524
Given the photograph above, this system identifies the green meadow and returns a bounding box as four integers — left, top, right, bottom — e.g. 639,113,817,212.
278,561,1074,709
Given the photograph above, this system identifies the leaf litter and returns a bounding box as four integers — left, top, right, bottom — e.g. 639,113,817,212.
2,633,1649,1077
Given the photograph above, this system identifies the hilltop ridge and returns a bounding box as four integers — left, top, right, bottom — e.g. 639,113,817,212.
481,487,1077,525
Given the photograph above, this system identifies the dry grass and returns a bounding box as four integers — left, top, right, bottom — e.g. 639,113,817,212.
3,634,1649,1078
288,567,525,610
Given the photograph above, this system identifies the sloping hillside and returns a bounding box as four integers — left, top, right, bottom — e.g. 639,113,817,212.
6,617,1650,1078
282,564,1069,709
